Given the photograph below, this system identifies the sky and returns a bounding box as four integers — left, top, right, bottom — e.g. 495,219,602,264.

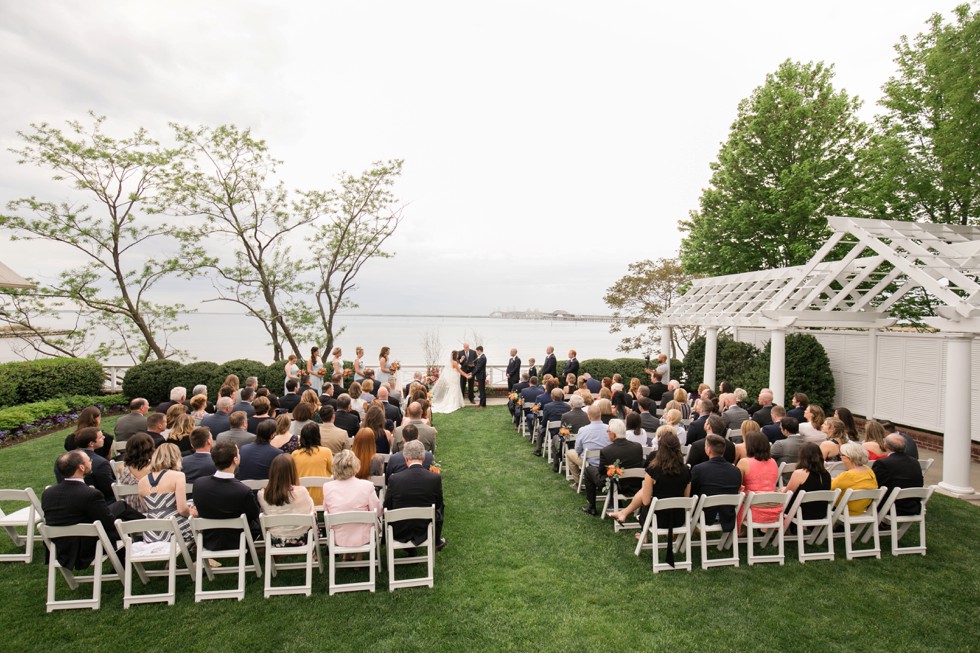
0,1,966,316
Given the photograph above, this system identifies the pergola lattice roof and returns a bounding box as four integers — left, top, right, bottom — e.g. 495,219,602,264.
662,217,980,331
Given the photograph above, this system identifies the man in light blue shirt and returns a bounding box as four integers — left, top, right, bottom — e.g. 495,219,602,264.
567,404,607,483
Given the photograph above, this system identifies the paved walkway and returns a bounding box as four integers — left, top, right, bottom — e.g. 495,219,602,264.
471,398,980,506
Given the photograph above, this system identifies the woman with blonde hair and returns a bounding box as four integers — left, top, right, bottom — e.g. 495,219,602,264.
321,449,382,547
361,378,376,402
673,388,691,418
275,411,301,452
223,374,240,401
820,417,848,461
331,347,344,387
138,443,195,543
663,407,687,445
167,413,195,454
257,454,315,546
301,390,322,423
163,403,188,435
353,346,366,382
597,398,614,424
352,428,384,479
733,419,762,462
863,420,888,461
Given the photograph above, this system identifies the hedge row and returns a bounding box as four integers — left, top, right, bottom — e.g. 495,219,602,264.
123,359,277,404
0,358,105,408
0,393,127,434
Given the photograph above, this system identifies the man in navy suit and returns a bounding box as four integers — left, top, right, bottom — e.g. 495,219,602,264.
533,388,570,456
182,427,217,483
231,387,256,417
54,428,115,501
458,343,477,403
472,346,488,407
385,425,434,480
384,440,446,550
201,397,233,438
192,441,261,550
787,392,808,422
562,349,579,380
506,348,521,391
521,377,546,433
541,346,557,378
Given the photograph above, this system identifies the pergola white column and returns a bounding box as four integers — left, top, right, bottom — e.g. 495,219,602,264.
703,327,718,390
660,325,672,381
768,327,786,407
938,333,977,496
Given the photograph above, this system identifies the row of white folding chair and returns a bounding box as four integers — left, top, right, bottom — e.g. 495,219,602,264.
38,520,125,611
575,450,602,493
545,420,561,464
0,488,44,563
864,486,934,556
775,462,797,489
602,469,646,530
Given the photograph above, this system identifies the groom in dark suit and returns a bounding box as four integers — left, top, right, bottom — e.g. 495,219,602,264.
459,343,477,403
472,346,488,407
506,348,521,390
563,349,579,380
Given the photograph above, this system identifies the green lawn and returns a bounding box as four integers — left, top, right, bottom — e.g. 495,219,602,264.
0,407,978,652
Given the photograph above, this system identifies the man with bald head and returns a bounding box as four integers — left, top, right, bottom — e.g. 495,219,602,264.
392,401,438,453
872,433,924,515
376,385,403,426
751,389,775,426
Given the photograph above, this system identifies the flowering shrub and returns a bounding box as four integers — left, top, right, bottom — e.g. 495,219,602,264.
0,393,126,446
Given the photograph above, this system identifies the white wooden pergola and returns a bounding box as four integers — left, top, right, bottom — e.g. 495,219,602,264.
660,216,980,497
0,260,33,290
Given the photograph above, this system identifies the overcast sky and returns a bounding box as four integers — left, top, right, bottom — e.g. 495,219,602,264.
0,1,964,316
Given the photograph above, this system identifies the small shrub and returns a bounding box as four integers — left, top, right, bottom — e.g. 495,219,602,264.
122,359,183,404
744,333,836,409
682,334,760,391
210,359,269,396
175,361,220,400
266,360,288,394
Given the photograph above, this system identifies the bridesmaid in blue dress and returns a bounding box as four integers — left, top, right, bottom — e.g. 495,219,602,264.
307,346,324,394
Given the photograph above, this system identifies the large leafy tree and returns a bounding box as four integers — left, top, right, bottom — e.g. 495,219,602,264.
861,4,979,225
603,257,700,357
0,114,193,362
680,60,869,276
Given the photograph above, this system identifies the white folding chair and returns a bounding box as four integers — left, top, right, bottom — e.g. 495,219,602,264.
822,487,887,560
241,479,268,491
114,517,195,607
744,491,791,566
111,482,140,503
826,461,846,478
692,493,743,569
775,462,797,490
655,409,665,417
680,445,691,458
370,475,386,504
39,521,124,611
867,486,934,556
642,446,655,459
110,438,128,458
109,460,124,481
726,428,742,443
191,515,263,602
260,513,322,598
299,476,333,526
636,496,697,573
384,505,436,591
325,511,380,595
544,421,561,464
576,450,601,493
561,437,576,479
782,489,840,563
602,469,646,529
0,488,43,563
918,458,934,474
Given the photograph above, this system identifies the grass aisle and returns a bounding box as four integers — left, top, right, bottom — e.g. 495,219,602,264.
0,407,978,652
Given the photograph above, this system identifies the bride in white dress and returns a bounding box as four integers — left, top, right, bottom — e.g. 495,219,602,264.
430,351,470,414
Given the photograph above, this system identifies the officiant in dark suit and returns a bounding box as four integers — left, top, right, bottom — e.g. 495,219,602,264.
506,348,521,390
459,343,477,403
472,346,488,407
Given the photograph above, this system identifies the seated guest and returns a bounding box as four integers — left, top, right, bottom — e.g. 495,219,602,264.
201,397,233,438
657,380,680,411
333,394,362,438
534,388,570,456
352,427,385,479
322,450,383,547
140,412,167,448
610,431,691,529
247,396,275,434
155,386,186,416
831,442,879,516
377,386,402,426
770,417,803,466
624,412,650,447
566,404,609,483
597,398,614,425
880,420,919,460
193,441,261,549
690,434,742,532
364,404,392,455
751,389,775,426
799,405,826,444
300,390,323,423
684,399,712,445
137,443,195,543
386,424,434,480
162,403,189,438
736,431,780,526
166,413,196,454
819,417,848,461
63,406,115,459
272,413,300,453
42,451,141,570
583,373,601,394
636,397,661,433
686,415,736,467
384,440,446,551
114,398,149,442
392,402,438,453
872,433,924,515
733,419,763,462
787,392,808,422
182,427,217,483
231,387,256,417
291,422,333,505
189,394,209,425
257,455,316,546
279,379,302,413
581,419,644,516
297,374,314,397
215,411,255,448
662,408,687,445
318,405,353,455
835,407,861,442
862,420,889,461
190,384,215,413
520,377,545,432
720,393,750,431
256,386,280,412
561,393,590,434
761,405,787,444
238,420,283,480
55,427,115,501
781,442,832,521
288,403,315,439
116,432,155,511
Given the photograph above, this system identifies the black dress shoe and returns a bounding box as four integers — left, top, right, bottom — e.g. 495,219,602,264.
580,506,597,516
532,450,542,456
435,539,447,552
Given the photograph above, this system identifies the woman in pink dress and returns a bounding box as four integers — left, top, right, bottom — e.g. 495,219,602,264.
321,450,382,547
736,430,781,526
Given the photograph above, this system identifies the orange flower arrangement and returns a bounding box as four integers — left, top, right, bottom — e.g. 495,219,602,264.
559,427,570,437
530,404,539,412
606,459,624,479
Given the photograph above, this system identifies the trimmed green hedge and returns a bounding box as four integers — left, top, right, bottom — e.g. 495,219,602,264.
124,358,274,403
539,358,684,387
266,360,288,395
209,359,268,396
175,361,220,400
743,333,837,410
0,393,127,431
121,359,183,404
683,334,761,391
0,358,105,408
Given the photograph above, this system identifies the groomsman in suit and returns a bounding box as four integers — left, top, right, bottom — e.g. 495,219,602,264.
541,347,557,378
527,358,537,380
459,343,477,403
506,349,521,391
563,349,579,379
472,346,488,407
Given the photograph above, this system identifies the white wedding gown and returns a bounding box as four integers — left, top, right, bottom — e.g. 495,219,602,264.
430,360,465,414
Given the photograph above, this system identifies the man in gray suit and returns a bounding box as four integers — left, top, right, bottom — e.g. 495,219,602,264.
392,402,438,453
215,411,255,448
114,398,149,442
720,393,750,431
770,417,803,466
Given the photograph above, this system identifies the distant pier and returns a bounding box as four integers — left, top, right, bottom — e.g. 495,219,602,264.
489,310,613,323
